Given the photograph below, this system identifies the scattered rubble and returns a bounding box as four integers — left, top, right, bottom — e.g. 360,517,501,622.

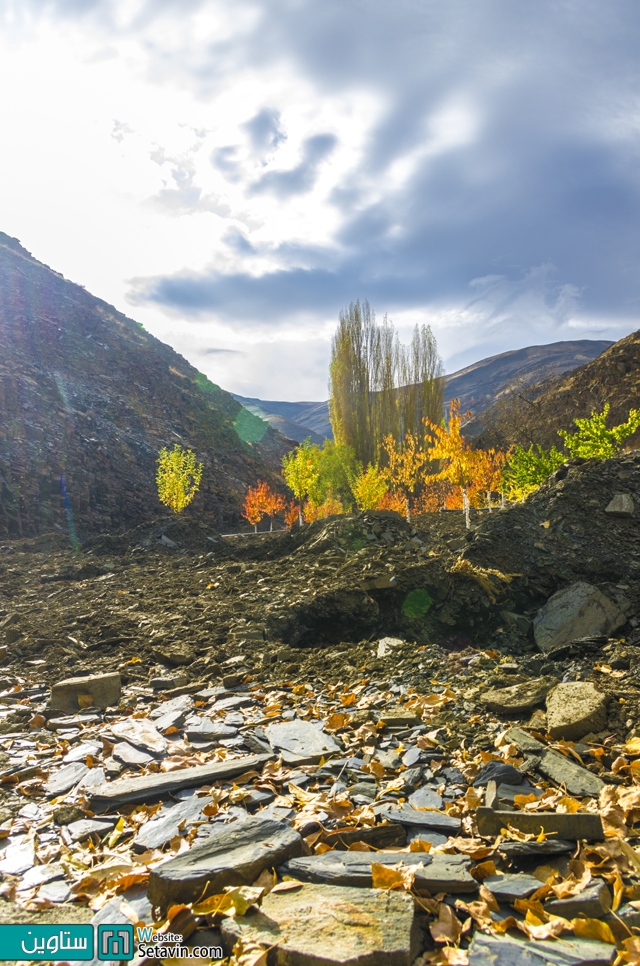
0,454,637,962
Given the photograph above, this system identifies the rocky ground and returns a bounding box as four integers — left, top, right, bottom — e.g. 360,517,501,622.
0,453,639,964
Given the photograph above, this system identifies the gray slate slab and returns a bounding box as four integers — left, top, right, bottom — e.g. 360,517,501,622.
112,741,153,766
45,761,89,797
483,873,542,902
546,881,612,919
87,753,273,810
507,727,605,797
210,695,254,712
133,795,209,851
147,816,303,909
408,787,443,810
110,718,167,755
222,884,419,966
476,806,603,840
67,818,116,842
150,695,193,720
467,931,615,965
185,718,237,741
265,719,341,764
378,803,461,832
279,851,430,887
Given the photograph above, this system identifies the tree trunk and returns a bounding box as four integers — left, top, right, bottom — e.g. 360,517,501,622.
501,491,506,509
298,504,303,525
269,517,273,531
254,523,257,533
462,487,470,529
405,496,411,523
487,490,492,511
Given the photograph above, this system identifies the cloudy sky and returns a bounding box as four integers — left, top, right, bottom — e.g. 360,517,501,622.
2,0,640,400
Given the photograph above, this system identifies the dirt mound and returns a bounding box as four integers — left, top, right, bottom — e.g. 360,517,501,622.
84,517,228,557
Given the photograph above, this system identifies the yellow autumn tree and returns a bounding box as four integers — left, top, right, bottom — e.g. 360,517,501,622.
156,444,203,514
424,399,480,528
350,464,388,510
381,430,428,522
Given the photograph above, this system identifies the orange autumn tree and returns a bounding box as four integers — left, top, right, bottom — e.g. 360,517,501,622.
474,447,509,510
381,430,428,522
242,481,285,532
424,398,481,528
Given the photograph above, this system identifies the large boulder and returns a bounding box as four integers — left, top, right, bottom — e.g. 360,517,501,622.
480,677,559,715
533,582,626,653
546,682,608,740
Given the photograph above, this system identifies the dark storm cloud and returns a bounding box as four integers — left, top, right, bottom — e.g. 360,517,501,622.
17,0,640,344
249,133,337,198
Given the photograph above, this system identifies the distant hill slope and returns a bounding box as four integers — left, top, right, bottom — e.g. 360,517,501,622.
467,329,640,451
236,340,611,443
0,233,292,540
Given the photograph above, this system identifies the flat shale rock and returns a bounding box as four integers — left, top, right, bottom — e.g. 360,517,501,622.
49,671,121,713
147,816,303,909
507,727,605,798
221,883,419,966
88,753,273,810
546,881,612,918
408,787,443,809
482,873,541,901
280,852,476,894
112,741,153,766
467,931,615,965
45,761,89,797
185,718,237,741
377,803,461,832
133,795,209,850
546,681,608,740
67,818,115,842
110,717,167,754
476,806,604,840
278,851,429,887
480,677,559,715
265,719,341,764
473,761,524,788
533,582,626,654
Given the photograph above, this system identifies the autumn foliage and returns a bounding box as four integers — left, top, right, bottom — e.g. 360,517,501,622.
242,481,286,532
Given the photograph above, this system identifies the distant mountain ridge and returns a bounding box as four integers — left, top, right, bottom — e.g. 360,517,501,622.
235,340,612,443
0,232,291,540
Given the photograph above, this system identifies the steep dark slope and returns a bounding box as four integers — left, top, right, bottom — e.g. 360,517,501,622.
468,328,640,450
0,233,292,540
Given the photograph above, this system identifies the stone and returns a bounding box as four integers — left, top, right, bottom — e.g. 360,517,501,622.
38,880,71,903
374,749,403,770
546,881,612,919
222,884,418,966
405,828,448,849
110,718,167,755
379,708,422,728
605,493,634,517
378,803,461,832
408,787,443,810
133,795,209,851
413,855,477,895
49,671,121,713
467,931,615,965
280,851,430,887
533,582,626,653
402,746,422,768
473,761,524,788
153,707,188,732
47,713,100,730
155,645,192,666
62,740,102,764
185,718,237,741
210,695,254,713
53,805,85,825
265,720,341,765
88,753,273,811
377,637,403,657
498,839,574,857
495,782,541,805
150,695,193,720
112,741,153,766
147,816,303,910
507,727,605,798
476,806,603,840
482,873,542,901
67,818,116,842
480,677,559,715
546,682,608,741
0,837,35,875
45,761,90,797
350,782,377,801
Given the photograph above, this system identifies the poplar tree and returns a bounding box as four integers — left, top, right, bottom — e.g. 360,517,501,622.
329,299,444,465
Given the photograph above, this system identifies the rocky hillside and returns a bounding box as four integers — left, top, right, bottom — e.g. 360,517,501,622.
468,327,640,450
0,233,292,541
